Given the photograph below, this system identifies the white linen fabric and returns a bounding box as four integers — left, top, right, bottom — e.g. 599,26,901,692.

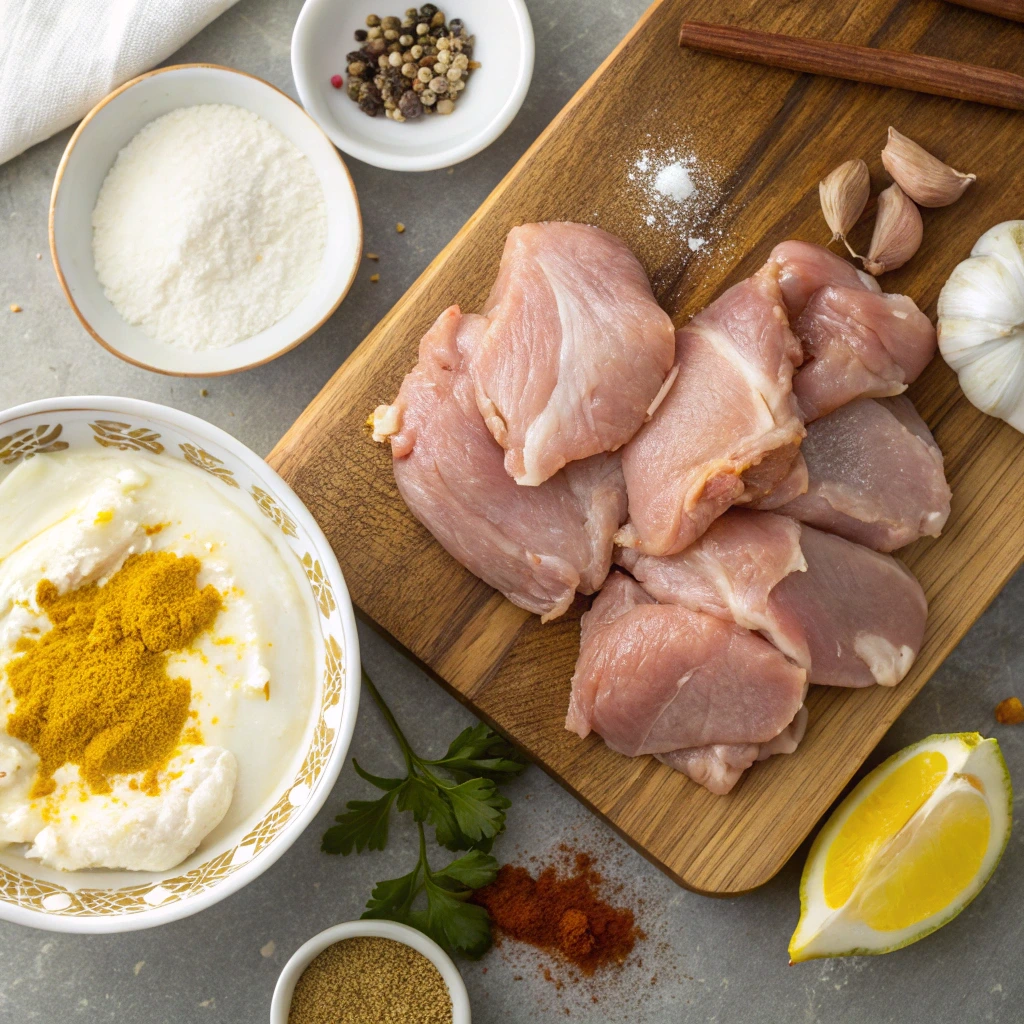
0,0,240,165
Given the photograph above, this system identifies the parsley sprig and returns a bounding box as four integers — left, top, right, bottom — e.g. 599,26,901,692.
322,671,527,957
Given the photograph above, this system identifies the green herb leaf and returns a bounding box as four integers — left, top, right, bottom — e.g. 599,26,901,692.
395,775,443,821
423,874,493,959
362,865,421,923
398,774,498,853
323,673,529,957
395,776,463,848
433,849,499,889
442,776,511,845
352,758,406,792
321,790,397,855
427,723,528,781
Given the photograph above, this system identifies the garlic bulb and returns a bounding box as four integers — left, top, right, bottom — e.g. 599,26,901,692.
937,221,1024,431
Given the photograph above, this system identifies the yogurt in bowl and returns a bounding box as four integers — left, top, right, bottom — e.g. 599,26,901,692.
0,398,359,932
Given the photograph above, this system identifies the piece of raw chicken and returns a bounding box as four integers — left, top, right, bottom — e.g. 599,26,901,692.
618,509,928,688
657,706,808,795
468,222,676,486
766,241,937,421
755,396,951,551
565,572,808,795
615,265,806,557
373,306,627,622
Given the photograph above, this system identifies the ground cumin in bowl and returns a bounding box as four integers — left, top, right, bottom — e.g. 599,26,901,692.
288,937,451,1024
272,920,470,1024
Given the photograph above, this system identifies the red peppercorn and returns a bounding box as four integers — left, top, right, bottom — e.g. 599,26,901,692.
330,74,343,89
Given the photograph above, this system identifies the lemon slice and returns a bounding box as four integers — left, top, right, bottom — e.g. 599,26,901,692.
790,733,1011,962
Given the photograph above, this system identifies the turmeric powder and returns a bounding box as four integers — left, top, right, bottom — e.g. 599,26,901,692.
4,551,221,797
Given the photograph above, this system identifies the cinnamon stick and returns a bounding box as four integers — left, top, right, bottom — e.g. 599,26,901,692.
944,0,1024,23
678,21,1024,110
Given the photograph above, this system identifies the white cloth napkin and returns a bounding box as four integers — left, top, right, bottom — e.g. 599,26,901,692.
0,0,240,166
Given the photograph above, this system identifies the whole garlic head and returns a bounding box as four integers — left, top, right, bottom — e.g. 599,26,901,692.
937,221,1024,431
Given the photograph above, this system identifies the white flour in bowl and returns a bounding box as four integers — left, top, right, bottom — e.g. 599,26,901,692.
92,104,327,352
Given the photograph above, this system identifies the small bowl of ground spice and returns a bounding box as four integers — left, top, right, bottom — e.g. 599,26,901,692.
272,920,470,1024
291,0,534,171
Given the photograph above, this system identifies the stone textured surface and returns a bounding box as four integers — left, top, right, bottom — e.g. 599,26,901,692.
0,1,1021,1020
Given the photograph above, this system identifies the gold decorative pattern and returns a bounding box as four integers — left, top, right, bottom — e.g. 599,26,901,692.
179,443,239,488
324,635,345,704
90,420,164,454
250,486,298,537
0,424,69,465
302,553,337,617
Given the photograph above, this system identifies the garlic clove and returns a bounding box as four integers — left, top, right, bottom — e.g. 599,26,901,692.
862,183,923,276
819,158,870,255
881,127,976,208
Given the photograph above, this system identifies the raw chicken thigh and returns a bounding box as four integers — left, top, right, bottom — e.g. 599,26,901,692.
565,573,808,794
469,223,676,486
616,266,805,556
768,238,881,314
374,306,627,622
657,706,808,795
758,396,951,551
766,241,937,421
619,509,928,688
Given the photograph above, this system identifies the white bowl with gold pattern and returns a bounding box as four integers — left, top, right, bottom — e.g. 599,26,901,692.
0,397,360,932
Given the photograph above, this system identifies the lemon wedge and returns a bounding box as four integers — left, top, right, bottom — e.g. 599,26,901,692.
790,733,1011,962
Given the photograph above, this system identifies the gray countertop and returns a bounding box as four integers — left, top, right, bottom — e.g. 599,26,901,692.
1,1,1022,1021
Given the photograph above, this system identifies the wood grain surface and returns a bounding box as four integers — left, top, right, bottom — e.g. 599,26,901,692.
269,0,1024,894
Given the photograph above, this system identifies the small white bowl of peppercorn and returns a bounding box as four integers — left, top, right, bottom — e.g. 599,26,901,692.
291,0,533,171
271,919,471,1024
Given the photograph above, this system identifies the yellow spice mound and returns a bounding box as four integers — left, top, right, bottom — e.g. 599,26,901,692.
5,551,222,797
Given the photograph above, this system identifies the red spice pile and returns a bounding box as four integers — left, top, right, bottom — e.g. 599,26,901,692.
472,851,639,975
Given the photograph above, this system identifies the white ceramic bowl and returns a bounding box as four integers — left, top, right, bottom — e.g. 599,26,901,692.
271,920,471,1023
0,397,360,932
292,0,534,171
49,64,362,377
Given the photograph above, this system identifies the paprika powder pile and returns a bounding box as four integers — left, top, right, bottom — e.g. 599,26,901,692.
472,850,640,975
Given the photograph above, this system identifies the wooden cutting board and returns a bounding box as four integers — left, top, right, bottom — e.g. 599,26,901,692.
269,0,1024,894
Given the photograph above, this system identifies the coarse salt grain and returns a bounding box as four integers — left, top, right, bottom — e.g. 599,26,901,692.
92,104,327,352
653,162,695,203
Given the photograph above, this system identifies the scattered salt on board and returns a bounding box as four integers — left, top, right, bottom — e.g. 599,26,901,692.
627,145,723,247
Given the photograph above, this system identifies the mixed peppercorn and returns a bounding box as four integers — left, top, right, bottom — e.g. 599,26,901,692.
333,7,479,121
